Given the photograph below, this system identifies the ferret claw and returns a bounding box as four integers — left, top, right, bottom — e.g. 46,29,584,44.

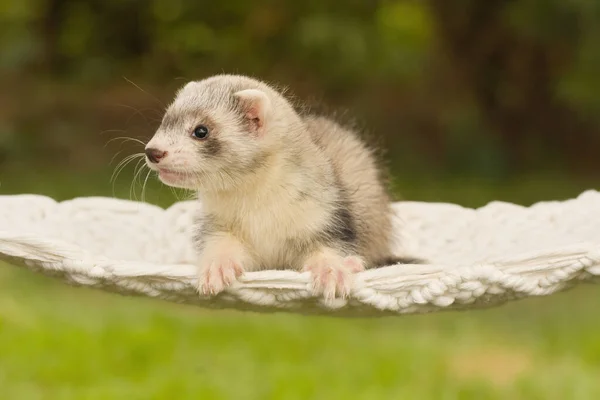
303,253,365,301
197,257,244,295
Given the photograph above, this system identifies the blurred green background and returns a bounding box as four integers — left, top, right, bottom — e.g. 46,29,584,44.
1,0,600,399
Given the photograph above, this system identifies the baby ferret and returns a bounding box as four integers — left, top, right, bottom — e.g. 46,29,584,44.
144,74,416,300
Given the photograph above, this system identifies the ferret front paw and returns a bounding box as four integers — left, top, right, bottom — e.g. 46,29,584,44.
197,256,245,295
195,234,252,296
302,251,365,301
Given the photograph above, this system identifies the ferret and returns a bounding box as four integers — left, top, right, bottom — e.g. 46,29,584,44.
144,74,417,300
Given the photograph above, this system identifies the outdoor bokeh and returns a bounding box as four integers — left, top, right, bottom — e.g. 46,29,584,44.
1,1,600,399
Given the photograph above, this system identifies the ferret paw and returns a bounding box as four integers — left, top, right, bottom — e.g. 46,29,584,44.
303,252,365,301
196,256,245,296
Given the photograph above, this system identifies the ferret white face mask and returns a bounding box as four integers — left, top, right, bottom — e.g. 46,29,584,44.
144,76,273,192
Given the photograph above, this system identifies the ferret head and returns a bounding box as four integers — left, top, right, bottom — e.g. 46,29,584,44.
145,74,296,192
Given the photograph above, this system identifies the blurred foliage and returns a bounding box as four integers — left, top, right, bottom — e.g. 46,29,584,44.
0,0,600,179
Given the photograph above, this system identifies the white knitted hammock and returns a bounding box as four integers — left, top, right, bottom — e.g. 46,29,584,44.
1,191,599,317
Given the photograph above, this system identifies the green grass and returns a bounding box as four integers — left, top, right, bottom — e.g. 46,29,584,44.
1,167,600,399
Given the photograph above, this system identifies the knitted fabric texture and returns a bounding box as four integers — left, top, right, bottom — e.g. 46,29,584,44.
1,191,599,316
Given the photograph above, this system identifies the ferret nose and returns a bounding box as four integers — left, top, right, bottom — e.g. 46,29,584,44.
145,148,167,164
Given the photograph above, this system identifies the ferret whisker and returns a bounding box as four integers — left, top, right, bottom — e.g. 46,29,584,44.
125,107,163,123
175,186,192,202
111,154,141,185
168,185,180,201
110,153,145,197
129,157,149,201
185,190,196,201
113,103,162,128
111,153,144,183
105,136,147,147
100,129,128,137
109,149,126,167
117,157,141,198
122,76,166,109
141,168,153,202
132,157,147,184
100,130,148,140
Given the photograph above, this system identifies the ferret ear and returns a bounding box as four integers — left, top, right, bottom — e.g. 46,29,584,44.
234,89,271,134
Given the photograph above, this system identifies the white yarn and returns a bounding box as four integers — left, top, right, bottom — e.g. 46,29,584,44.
1,191,599,316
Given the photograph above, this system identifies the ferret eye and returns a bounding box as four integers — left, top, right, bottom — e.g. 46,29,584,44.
192,125,209,139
